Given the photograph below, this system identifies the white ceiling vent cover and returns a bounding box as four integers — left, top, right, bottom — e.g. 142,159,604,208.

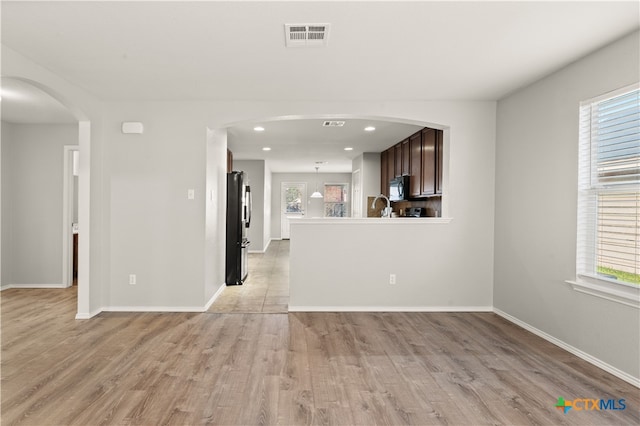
322,121,345,127
285,24,331,47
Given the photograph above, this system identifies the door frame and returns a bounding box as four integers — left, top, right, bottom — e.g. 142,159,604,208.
62,145,79,288
281,182,307,239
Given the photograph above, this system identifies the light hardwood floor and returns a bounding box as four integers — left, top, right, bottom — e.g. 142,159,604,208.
2,243,639,425
209,240,289,313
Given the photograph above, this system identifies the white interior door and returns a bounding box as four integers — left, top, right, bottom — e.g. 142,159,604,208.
281,182,306,239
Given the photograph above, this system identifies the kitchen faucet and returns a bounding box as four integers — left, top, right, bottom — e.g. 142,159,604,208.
371,194,393,218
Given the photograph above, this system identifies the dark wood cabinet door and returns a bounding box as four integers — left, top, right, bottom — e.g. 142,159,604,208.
380,150,388,196
401,139,410,176
394,144,402,177
409,132,422,197
386,147,395,189
436,130,443,194
421,128,436,196
227,149,233,172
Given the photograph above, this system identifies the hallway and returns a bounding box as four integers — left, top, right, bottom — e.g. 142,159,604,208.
208,240,289,313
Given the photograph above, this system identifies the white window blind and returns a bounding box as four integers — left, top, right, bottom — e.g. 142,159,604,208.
577,85,639,286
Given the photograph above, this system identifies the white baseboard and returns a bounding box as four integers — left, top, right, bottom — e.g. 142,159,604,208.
2,283,67,289
288,305,494,312
75,307,103,320
102,305,210,313
248,238,274,254
494,308,640,388
204,283,226,310
1,285,13,291
101,284,228,314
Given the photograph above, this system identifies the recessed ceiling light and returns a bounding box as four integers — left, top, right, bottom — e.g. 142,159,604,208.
254,126,265,132
344,147,353,151
364,126,375,132
262,147,271,151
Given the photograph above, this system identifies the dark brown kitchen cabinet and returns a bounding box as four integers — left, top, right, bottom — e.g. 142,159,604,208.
394,144,402,177
380,127,443,197
436,130,443,194
409,132,422,197
421,128,436,196
386,147,395,186
401,139,410,176
380,149,389,196
227,149,233,172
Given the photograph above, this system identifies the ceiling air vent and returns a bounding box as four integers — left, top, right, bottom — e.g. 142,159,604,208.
285,24,331,47
322,121,345,127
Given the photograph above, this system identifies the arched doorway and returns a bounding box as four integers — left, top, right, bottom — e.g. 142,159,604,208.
0,76,91,318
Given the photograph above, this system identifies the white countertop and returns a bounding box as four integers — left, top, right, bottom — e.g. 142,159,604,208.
289,217,452,225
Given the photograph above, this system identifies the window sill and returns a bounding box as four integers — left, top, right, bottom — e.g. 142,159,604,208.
566,275,639,309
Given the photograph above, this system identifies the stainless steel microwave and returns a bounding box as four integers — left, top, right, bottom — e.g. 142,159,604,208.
389,176,409,201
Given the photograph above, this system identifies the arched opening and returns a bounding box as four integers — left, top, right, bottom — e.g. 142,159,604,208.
0,76,91,319
208,114,449,313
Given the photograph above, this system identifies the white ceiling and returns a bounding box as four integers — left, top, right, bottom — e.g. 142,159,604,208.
228,118,425,172
1,1,638,171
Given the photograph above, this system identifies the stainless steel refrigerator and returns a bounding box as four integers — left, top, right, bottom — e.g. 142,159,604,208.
226,171,251,285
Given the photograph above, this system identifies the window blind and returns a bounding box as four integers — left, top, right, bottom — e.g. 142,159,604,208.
593,90,640,186
578,85,640,286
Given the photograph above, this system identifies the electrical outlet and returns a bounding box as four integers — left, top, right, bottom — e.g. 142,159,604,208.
187,189,195,200
389,273,396,285
129,274,136,285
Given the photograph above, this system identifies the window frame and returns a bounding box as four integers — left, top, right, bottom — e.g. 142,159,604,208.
323,182,350,218
569,83,640,308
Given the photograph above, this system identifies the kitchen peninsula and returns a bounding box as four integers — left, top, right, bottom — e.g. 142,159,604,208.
287,215,492,313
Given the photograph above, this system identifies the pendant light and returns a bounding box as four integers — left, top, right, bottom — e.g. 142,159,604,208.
310,166,323,198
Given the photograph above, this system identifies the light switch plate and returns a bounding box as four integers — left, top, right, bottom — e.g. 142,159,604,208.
188,189,195,200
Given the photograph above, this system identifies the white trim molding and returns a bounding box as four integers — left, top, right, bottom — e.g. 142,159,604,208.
4,283,67,289
566,277,639,309
288,305,493,312
494,308,640,388
76,283,226,319
205,283,226,310
75,307,103,320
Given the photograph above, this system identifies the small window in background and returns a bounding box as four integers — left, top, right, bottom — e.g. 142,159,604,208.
324,183,349,217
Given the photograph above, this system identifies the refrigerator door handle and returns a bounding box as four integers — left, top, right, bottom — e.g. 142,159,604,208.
245,186,252,228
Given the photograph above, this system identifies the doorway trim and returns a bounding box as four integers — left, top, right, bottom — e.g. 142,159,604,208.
62,145,79,287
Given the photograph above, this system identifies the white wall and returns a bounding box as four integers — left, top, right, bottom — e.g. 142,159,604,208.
288,99,496,309
264,162,272,249
205,128,227,304
1,122,78,286
362,152,381,208
234,160,266,252
103,103,212,309
290,219,491,309
270,172,353,238
494,31,640,380
4,43,496,314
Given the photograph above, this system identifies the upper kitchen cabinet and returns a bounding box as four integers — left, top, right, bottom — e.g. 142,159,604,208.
421,128,436,196
382,126,444,198
380,149,389,197
409,132,422,197
386,147,395,184
401,138,410,176
394,144,402,177
436,130,443,195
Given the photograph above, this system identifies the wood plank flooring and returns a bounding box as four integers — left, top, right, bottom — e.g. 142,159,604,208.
2,240,639,425
209,240,289,313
